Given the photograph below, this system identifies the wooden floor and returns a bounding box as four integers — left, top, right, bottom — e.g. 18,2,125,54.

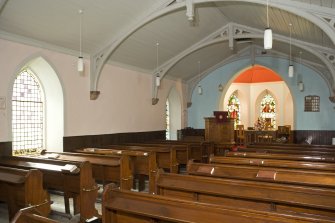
0,191,102,223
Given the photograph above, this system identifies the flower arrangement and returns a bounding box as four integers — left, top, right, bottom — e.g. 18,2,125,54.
254,117,266,130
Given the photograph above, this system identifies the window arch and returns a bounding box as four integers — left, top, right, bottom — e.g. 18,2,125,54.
12,69,44,155
259,93,276,129
227,91,240,126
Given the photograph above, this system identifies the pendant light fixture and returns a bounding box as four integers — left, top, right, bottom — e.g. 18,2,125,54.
197,61,203,95
264,0,272,50
288,23,294,78
155,42,160,87
186,0,195,21
77,9,84,73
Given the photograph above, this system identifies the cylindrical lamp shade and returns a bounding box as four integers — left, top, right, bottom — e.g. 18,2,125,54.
155,75,160,87
264,28,272,50
77,57,84,72
298,81,304,92
288,65,294,78
198,85,203,95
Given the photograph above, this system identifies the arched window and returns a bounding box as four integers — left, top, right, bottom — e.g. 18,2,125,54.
12,69,44,155
227,92,240,126
259,93,276,129
166,100,170,140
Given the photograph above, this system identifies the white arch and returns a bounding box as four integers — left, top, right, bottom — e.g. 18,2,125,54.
219,65,294,129
167,87,182,140
9,56,64,152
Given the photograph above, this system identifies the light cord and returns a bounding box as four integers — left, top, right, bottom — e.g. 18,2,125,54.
266,0,269,28
289,24,292,64
156,42,159,74
79,9,83,57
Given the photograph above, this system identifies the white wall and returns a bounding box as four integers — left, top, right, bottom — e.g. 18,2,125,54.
0,38,185,145
167,87,182,140
223,82,293,129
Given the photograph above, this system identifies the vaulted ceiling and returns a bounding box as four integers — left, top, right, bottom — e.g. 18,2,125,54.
0,0,335,101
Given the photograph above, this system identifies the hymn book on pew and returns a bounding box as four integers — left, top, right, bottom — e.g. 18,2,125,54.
61,164,79,173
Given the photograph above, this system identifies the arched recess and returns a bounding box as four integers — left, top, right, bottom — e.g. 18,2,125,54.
11,56,64,152
220,65,294,129
166,87,181,140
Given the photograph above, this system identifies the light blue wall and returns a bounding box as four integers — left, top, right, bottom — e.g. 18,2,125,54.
188,57,335,130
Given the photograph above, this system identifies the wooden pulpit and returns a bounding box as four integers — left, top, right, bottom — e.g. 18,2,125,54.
204,117,235,144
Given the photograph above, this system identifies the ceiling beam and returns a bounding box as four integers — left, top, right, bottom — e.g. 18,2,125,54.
90,0,335,100
152,22,335,103
0,0,8,14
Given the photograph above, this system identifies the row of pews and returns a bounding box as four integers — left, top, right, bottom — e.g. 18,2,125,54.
1,140,335,222
102,141,335,223
0,141,208,222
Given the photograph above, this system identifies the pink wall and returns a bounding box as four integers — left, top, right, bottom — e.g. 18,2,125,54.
0,38,185,142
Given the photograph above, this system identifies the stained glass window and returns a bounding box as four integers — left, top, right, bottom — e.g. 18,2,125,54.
227,92,240,126
259,94,276,129
12,69,44,156
166,100,170,140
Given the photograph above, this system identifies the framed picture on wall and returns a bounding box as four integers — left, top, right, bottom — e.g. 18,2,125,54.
304,95,320,112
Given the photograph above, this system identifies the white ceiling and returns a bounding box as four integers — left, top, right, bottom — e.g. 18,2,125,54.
0,0,334,86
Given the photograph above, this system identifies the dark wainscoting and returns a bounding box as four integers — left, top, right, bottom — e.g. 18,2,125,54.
0,141,12,156
293,130,335,145
179,128,335,145
63,130,166,152
177,128,205,140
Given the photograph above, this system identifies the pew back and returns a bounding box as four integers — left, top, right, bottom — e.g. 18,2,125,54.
103,184,335,223
0,156,99,222
74,148,158,193
156,170,335,218
209,155,335,171
187,160,335,188
0,166,50,221
225,151,335,162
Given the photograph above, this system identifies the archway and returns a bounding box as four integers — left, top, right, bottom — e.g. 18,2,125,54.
166,87,181,140
11,56,64,153
222,65,293,129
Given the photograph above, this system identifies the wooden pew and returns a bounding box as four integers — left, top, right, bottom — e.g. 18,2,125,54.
237,146,335,156
41,150,157,193
101,144,181,173
157,169,335,218
40,150,120,185
12,206,58,223
121,142,189,167
209,155,335,172
247,143,335,154
102,184,335,223
144,140,215,162
225,151,335,162
187,160,335,189
0,156,99,223
78,145,179,173
0,166,51,221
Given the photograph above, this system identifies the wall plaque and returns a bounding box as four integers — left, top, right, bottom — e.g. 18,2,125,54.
304,95,320,112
